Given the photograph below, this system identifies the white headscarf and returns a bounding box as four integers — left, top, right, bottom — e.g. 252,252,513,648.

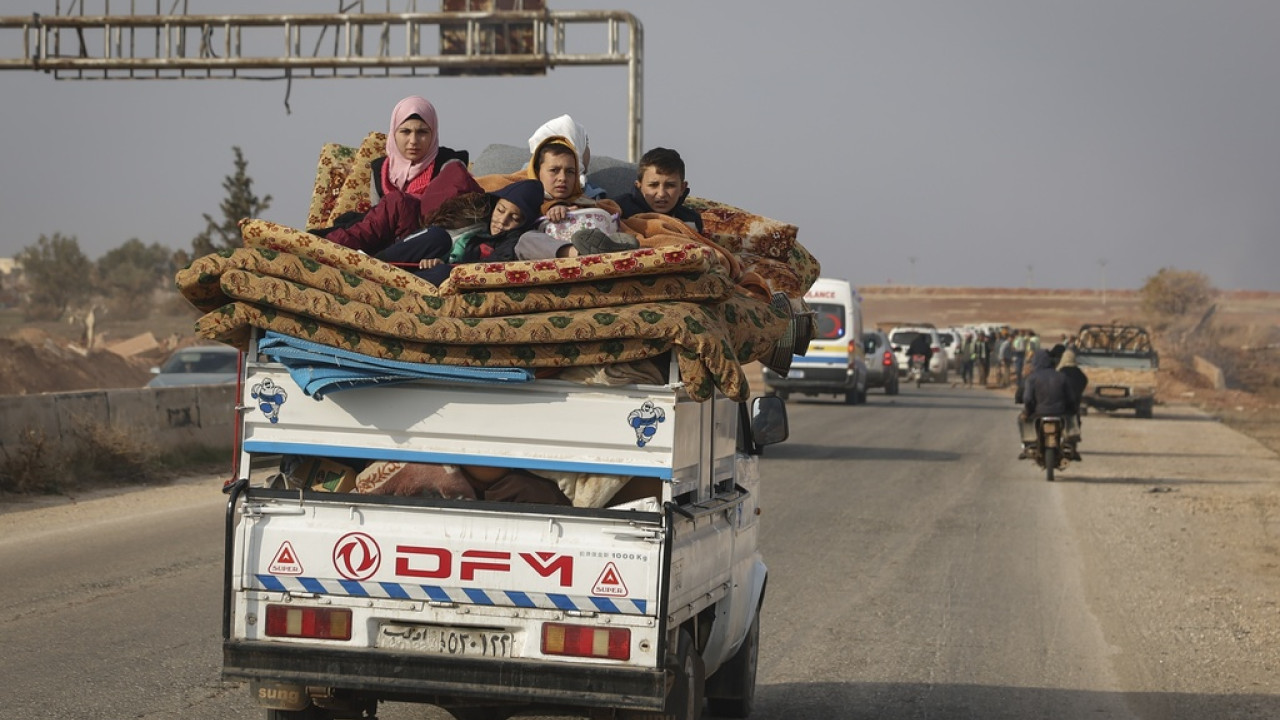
528,114,590,188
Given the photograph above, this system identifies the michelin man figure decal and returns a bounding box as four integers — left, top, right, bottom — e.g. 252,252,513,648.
252,378,288,424
627,401,666,448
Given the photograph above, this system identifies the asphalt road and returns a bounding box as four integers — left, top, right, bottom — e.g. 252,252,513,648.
2,382,1277,719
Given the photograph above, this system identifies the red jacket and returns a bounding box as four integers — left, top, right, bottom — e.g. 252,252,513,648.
323,191,421,255
324,161,482,255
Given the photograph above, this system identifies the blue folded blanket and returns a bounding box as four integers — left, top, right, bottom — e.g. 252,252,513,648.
258,332,535,399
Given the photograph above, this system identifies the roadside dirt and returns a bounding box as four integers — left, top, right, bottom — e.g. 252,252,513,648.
1056,405,1280,718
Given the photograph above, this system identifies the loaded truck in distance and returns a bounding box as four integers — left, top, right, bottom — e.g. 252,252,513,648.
1073,323,1159,418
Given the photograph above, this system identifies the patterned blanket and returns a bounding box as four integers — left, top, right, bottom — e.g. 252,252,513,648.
176,135,821,402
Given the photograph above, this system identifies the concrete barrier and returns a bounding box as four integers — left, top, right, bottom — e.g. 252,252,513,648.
1192,355,1227,390
0,385,236,459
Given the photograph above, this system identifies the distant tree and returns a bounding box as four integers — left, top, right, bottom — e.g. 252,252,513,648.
191,146,273,257
16,233,95,320
170,247,193,272
96,238,176,314
1140,268,1216,318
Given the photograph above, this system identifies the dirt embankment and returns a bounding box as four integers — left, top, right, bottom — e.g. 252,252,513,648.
0,303,199,395
0,335,154,395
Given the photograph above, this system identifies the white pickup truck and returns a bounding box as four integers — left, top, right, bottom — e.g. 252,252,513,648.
220,332,788,720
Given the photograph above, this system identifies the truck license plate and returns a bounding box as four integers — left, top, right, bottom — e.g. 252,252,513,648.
788,369,804,378
377,623,514,658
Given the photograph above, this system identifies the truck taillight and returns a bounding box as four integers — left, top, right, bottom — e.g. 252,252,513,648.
882,351,894,367
541,623,630,661
265,604,352,641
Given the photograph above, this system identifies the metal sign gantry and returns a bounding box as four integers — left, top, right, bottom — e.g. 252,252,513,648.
0,3,644,160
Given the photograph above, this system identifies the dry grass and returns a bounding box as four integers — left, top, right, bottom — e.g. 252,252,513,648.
0,416,228,498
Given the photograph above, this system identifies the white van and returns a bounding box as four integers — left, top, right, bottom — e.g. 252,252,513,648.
762,277,868,404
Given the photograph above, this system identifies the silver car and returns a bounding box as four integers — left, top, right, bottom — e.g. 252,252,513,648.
146,345,240,388
861,330,900,395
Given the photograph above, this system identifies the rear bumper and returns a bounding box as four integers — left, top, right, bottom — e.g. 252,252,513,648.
1083,388,1153,411
763,366,857,393
224,640,666,710
865,369,896,387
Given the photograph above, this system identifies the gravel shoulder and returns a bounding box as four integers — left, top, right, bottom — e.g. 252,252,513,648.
1061,402,1280,718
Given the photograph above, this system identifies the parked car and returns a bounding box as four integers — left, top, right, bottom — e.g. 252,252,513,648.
861,330,899,395
146,345,240,388
888,325,949,382
936,329,955,371
937,327,967,372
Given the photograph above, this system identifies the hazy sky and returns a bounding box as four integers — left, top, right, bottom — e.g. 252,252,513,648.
3,1,1279,292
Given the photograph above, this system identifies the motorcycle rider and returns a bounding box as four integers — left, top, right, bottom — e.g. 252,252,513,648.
1057,347,1088,459
1017,348,1078,459
906,333,933,380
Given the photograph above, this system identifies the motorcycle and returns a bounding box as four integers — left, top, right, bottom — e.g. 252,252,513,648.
907,354,928,387
1026,415,1070,481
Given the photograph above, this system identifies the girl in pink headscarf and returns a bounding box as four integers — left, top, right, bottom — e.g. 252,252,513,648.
370,96,478,213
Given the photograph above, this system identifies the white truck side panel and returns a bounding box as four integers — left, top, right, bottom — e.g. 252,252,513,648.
243,363,716,481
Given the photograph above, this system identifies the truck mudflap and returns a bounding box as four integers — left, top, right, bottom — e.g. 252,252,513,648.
222,641,668,710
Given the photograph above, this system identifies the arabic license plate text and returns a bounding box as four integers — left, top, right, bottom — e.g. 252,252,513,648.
378,623,514,658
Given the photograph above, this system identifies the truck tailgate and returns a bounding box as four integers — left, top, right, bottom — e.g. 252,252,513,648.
224,491,671,707
236,492,664,615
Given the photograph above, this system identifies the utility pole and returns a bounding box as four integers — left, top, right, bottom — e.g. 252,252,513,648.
1098,258,1108,307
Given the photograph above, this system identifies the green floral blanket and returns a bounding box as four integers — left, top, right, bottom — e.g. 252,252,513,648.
177,220,790,401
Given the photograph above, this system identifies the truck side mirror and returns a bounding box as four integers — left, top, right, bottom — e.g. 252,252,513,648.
750,395,789,446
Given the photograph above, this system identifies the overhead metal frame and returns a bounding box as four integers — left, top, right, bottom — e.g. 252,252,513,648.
0,5,644,160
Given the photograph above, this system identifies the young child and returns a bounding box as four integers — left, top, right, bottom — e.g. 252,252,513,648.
513,138,638,258
526,114,607,200
615,147,704,234
375,179,545,283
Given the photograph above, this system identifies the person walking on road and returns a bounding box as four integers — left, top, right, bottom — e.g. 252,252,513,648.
1012,330,1029,397
959,332,976,387
996,331,1013,388
976,331,991,387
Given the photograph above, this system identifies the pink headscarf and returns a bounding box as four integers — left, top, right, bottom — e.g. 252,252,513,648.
384,96,440,191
